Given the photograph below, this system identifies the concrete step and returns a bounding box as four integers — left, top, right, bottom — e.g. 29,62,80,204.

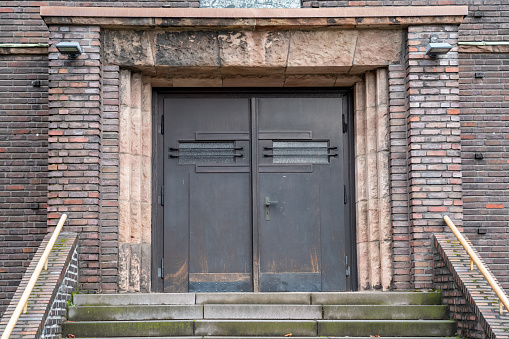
194,320,317,337
68,303,447,321
196,292,311,305
62,320,195,338
68,305,204,321
311,292,442,305
73,292,442,307
317,320,457,337
203,304,322,319
73,293,196,306
323,305,449,320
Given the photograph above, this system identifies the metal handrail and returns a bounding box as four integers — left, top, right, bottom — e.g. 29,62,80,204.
1,214,68,339
444,215,509,315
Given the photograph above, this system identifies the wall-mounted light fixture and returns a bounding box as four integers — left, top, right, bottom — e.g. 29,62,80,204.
426,36,452,58
56,41,82,58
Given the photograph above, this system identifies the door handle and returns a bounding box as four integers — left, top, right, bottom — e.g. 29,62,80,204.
265,197,278,206
265,197,278,221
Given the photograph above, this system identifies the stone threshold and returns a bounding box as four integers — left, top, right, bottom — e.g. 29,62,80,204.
41,6,468,28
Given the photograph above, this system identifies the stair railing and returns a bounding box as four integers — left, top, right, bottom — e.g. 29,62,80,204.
1,214,68,339
444,215,509,315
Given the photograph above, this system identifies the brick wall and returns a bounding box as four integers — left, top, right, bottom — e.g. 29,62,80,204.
460,52,509,291
405,24,462,289
47,24,103,292
0,53,49,317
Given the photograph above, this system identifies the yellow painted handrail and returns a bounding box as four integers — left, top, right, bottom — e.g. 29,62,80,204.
1,214,68,339
444,215,509,315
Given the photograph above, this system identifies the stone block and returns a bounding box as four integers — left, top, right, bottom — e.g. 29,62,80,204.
119,106,131,154
140,243,151,293
118,243,131,292
218,30,289,71
118,153,130,201
369,241,382,289
130,200,142,243
287,30,357,71
129,243,141,292
155,31,220,67
353,29,403,67
104,30,155,66
118,200,131,243
141,202,151,244
119,69,131,106
356,200,368,243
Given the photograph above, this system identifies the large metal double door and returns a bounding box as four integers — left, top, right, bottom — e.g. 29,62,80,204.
157,91,354,292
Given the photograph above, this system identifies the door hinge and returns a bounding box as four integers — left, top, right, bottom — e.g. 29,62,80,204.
344,185,348,204
158,115,164,134
158,257,164,279
158,186,164,206
345,255,351,277
342,113,348,133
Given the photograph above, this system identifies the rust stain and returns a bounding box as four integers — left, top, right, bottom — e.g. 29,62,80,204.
310,248,319,273
167,259,188,286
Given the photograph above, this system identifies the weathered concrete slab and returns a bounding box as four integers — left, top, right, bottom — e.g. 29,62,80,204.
204,304,321,319
195,320,317,336
73,293,195,306
196,292,311,304
323,305,449,320
62,320,194,338
310,292,442,305
317,319,456,337
68,305,203,321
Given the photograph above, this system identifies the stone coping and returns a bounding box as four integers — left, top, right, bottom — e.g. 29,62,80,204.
41,6,467,28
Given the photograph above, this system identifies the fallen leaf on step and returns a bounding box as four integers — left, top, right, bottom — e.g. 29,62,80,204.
67,334,75,338
285,333,292,337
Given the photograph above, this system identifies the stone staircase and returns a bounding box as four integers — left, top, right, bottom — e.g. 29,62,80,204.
63,292,456,338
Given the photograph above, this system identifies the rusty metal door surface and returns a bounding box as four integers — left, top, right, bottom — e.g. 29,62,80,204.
159,91,354,293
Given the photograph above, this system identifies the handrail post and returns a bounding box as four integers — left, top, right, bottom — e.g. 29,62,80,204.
0,214,68,339
443,215,509,316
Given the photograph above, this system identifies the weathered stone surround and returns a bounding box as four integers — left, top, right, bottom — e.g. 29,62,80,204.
41,7,467,292
118,70,153,292
354,69,391,290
